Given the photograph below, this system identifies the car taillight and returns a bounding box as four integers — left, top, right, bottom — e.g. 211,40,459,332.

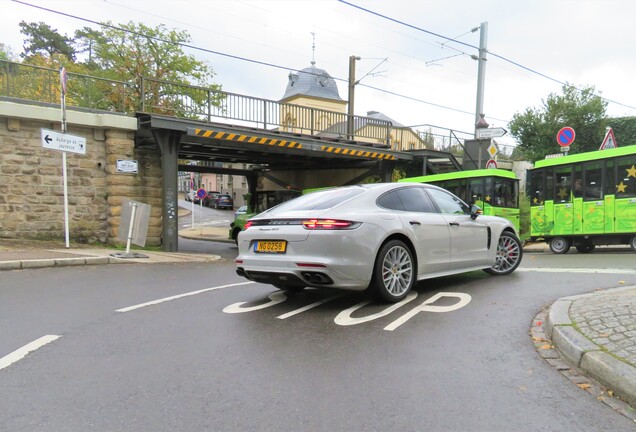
301,219,358,230
244,221,253,229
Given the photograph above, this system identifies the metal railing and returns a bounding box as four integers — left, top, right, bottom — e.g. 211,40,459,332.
0,60,392,146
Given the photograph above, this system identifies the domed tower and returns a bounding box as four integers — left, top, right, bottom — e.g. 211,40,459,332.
279,62,346,134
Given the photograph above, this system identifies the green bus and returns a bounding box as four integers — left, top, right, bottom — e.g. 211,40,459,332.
228,189,302,243
400,168,520,231
527,145,636,253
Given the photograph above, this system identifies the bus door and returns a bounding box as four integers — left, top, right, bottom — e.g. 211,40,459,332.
467,178,489,214
581,161,604,234
553,166,574,236
493,177,520,231
529,168,550,237
614,157,636,233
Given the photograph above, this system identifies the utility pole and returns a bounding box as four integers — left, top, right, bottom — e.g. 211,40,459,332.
474,21,488,138
347,55,360,139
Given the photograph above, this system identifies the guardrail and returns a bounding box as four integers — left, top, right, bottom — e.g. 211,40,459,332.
0,60,392,146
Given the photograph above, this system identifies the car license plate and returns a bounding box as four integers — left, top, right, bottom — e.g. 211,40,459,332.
254,240,287,253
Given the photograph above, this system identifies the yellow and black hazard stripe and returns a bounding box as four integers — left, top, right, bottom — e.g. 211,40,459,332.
194,129,302,149
320,145,396,160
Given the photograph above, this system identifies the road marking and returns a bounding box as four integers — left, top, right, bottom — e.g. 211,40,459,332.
0,335,60,371
116,281,255,313
277,293,347,319
518,268,636,274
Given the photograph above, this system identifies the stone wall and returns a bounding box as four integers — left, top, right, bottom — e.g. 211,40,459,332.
0,103,162,246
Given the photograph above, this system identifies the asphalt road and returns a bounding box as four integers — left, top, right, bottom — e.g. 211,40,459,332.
1,245,636,431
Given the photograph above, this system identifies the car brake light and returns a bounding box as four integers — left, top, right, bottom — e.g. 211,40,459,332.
301,219,357,230
244,221,253,229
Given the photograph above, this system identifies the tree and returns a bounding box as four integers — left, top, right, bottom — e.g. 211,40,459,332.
19,21,75,61
608,116,636,146
508,84,607,162
74,21,222,114
0,43,17,61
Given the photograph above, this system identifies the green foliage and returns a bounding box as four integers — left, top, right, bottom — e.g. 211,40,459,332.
608,117,636,146
19,21,76,61
508,84,607,162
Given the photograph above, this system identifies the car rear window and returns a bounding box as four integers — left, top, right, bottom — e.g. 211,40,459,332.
269,187,365,211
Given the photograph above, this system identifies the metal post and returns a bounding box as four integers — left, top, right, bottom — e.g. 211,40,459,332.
347,55,360,139
60,67,70,248
125,202,138,254
475,22,488,137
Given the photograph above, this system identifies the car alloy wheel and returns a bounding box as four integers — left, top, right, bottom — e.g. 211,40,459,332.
372,240,415,303
485,231,523,275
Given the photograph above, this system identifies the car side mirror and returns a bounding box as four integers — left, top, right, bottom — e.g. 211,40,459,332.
470,204,482,220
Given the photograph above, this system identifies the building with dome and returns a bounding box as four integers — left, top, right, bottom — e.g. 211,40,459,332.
279,62,431,151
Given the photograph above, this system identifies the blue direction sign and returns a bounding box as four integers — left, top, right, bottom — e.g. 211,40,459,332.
196,188,206,199
557,127,576,147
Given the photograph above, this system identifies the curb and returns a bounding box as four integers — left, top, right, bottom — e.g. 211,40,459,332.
546,290,636,407
0,256,132,271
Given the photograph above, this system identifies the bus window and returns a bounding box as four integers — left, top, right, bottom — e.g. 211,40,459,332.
442,180,465,203
554,166,572,203
494,178,517,207
583,162,603,200
573,166,583,199
546,169,554,202
616,157,636,198
467,178,485,205
528,169,544,206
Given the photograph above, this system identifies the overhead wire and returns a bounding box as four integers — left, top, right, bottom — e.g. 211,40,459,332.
10,0,488,120
337,0,636,111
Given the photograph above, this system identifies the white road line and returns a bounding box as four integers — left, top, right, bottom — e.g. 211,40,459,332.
0,335,60,371
276,293,347,319
115,281,255,313
518,268,636,274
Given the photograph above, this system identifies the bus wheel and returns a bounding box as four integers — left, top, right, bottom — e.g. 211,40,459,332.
549,237,571,254
575,241,595,254
630,235,636,252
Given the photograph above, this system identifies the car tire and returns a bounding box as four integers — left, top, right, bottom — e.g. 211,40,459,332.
630,235,636,252
549,237,571,254
370,239,415,303
484,231,523,276
575,241,595,253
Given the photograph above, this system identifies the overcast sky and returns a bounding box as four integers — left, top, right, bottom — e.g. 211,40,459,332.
2,0,636,149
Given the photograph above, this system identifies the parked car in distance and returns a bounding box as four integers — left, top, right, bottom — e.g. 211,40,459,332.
234,205,248,217
203,191,220,207
213,193,234,210
185,190,196,202
235,183,523,303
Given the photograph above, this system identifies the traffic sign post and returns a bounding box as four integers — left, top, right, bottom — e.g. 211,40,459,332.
476,127,507,139
556,126,575,156
485,159,498,169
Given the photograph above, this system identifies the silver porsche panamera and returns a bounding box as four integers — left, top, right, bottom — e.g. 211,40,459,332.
235,183,523,303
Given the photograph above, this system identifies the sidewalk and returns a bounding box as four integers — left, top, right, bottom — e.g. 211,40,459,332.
0,229,227,270
542,286,636,410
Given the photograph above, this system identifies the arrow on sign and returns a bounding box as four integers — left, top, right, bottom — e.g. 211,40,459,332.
476,127,507,139
44,135,53,144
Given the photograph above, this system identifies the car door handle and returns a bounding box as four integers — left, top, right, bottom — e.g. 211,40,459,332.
449,222,460,226
409,221,421,226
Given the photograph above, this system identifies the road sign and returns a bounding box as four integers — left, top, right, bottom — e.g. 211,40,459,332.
485,159,497,169
197,188,206,199
40,129,86,155
476,127,507,139
487,142,498,158
599,127,618,150
557,127,575,147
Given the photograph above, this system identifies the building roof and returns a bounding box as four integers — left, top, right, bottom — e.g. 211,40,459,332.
281,63,344,102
